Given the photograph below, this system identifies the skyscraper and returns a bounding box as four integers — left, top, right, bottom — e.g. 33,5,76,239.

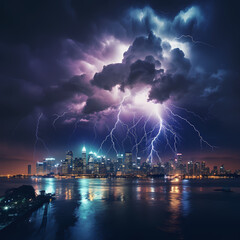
73,158,83,174
187,161,193,175
36,162,44,175
194,162,200,176
201,161,206,175
220,164,225,174
88,151,94,173
82,146,87,174
28,164,31,175
137,157,141,169
44,157,56,174
61,160,69,175
66,151,73,173
125,152,132,174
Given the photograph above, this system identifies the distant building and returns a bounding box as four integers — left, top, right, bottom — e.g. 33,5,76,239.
82,146,87,174
73,158,83,174
36,162,44,175
194,162,200,176
44,158,56,174
28,164,31,175
125,152,132,173
61,160,69,175
66,151,73,173
88,153,94,173
212,166,218,175
187,161,194,175
175,153,183,174
136,157,141,168
201,161,206,175
220,164,225,174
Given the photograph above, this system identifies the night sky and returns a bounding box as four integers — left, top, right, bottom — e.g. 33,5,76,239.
0,0,240,174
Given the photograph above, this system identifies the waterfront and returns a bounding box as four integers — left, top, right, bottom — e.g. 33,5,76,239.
0,178,240,240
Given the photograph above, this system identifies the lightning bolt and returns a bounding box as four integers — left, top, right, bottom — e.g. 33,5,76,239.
163,122,179,154
52,111,68,129
33,113,49,160
174,35,214,48
98,94,130,155
164,106,215,150
147,107,163,164
170,104,205,122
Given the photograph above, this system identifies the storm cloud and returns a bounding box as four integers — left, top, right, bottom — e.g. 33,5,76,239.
0,0,239,173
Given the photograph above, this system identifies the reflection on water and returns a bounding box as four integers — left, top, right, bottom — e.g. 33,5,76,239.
1,178,240,240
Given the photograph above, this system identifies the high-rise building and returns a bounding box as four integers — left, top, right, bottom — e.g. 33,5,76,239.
66,151,73,173
117,154,123,164
88,152,94,173
136,157,141,169
220,164,225,174
194,162,200,176
176,153,183,163
212,166,218,175
116,154,123,171
125,152,132,174
175,153,183,174
36,162,44,175
61,160,69,175
187,161,193,175
201,161,206,175
44,158,56,174
141,161,151,174
28,164,31,175
73,158,83,174
82,146,87,174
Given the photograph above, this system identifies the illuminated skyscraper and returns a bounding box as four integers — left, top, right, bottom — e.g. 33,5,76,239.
88,151,94,173
187,161,193,175
44,157,56,174
125,152,132,173
82,146,87,173
66,151,73,173
220,164,225,174
136,157,141,168
61,160,69,174
201,161,206,175
194,162,200,176
36,162,44,175
73,158,83,174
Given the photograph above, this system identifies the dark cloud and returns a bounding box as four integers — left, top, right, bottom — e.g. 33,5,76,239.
42,74,93,107
90,33,192,105
149,74,191,103
83,93,115,114
144,55,161,67
167,48,191,75
123,59,156,88
91,64,129,91
123,32,163,64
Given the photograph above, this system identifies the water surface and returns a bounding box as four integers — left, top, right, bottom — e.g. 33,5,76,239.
0,178,240,240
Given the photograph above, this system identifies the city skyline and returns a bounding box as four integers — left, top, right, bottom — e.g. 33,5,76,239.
30,147,240,176
30,148,240,177
1,143,240,175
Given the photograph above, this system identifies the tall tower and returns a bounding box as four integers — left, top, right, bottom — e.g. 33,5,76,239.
125,152,132,174
28,164,31,175
82,146,87,174
66,151,73,174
